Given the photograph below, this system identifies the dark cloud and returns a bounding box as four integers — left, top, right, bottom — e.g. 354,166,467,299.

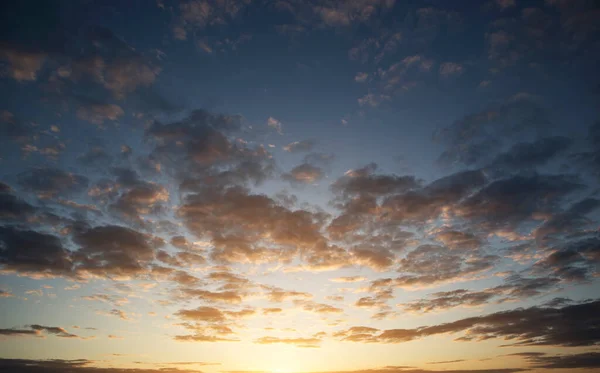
339,298,600,347
77,146,114,167
380,169,487,226
0,358,205,373
486,136,571,174
533,235,600,282
110,178,169,222
17,167,89,198
434,95,552,168
227,369,521,373
393,244,498,289
0,289,14,298
401,289,495,313
520,351,600,369
0,111,32,143
456,173,582,232
0,328,39,336
400,275,561,313
0,225,73,277
533,197,600,245
0,185,35,220
327,164,424,247
29,324,80,338
332,163,420,198
146,109,273,187
572,121,600,175
71,224,163,279
0,325,82,339
427,359,465,365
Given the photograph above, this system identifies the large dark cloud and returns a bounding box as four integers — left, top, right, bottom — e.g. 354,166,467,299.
0,324,82,339
71,223,164,279
520,351,600,369
572,120,600,176
331,163,420,198
146,109,273,187
0,111,33,144
338,298,600,347
0,358,204,373
400,275,561,313
486,136,572,174
0,359,525,373
380,169,486,226
393,244,497,289
533,235,600,282
456,173,582,232
434,95,553,168
0,225,73,277
533,197,600,246
17,167,89,198
177,185,333,267
0,183,35,220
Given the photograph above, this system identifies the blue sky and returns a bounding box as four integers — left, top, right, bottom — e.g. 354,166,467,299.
1,0,600,372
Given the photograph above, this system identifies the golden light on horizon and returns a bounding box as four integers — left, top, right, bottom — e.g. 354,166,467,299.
1,1,600,373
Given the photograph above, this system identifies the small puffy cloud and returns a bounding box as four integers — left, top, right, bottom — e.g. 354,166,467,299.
102,57,160,99
439,62,464,77
495,0,516,10
0,47,46,81
355,72,369,82
358,93,391,107
282,163,325,185
76,104,124,126
267,117,282,134
283,139,316,153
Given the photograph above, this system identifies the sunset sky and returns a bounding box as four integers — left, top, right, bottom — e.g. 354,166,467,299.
1,0,600,372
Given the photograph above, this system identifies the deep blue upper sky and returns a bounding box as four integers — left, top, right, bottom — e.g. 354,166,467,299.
1,1,600,372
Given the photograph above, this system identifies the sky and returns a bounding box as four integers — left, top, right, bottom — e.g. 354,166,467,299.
0,0,599,372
